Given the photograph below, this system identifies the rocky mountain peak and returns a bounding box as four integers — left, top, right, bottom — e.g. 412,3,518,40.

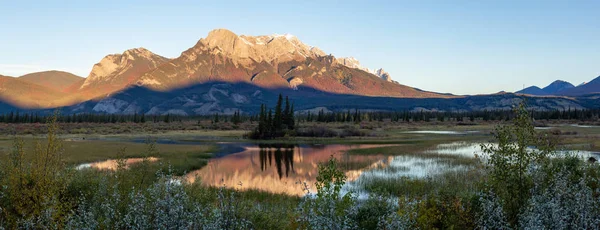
375,68,392,82
336,57,394,82
198,29,325,66
336,57,363,69
123,47,158,59
80,48,169,90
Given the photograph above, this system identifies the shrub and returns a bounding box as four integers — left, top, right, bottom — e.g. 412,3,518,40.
296,156,357,229
480,103,554,225
478,102,600,229
355,194,418,230
0,114,72,227
518,165,600,229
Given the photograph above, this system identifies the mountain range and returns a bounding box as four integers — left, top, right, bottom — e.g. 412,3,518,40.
517,77,600,96
1,28,599,115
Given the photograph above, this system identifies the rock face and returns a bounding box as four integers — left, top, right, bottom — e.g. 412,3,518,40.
336,57,394,83
78,48,170,99
137,29,440,98
18,71,83,92
375,68,392,82
201,29,326,66
336,57,366,70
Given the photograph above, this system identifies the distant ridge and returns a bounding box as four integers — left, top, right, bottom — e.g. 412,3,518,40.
517,80,574,95
559,76,600,96
18,70,83,92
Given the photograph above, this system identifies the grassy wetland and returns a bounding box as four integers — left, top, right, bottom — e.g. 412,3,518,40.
1,106,600,229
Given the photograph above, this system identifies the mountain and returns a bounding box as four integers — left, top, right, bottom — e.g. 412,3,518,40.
63,81,589,115
542,80,574,94
18,71,83,92
0,75,67,108
518,76,599,97
559,76,600,96
517,86,547,95
336,57,393,82
516,80,574,96
76,48,170,100
136,29,436,98
375,68,393,82
336,57,366,71
2,28,598,114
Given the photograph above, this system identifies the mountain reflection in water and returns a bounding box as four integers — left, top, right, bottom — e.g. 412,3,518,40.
185,144,392,196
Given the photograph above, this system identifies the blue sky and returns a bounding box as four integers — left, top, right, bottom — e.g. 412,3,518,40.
0,0,598,95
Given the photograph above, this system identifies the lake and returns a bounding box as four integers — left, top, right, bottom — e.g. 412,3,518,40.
77,141,600,196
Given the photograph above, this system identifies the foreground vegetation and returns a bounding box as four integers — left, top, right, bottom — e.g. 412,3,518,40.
1,104,599,229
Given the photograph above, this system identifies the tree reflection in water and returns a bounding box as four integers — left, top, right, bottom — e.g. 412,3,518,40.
259,144,296,179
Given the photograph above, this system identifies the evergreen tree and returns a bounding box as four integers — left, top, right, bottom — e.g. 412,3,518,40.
317,109,324,122
233,110,241,125
274,94,283,133
346,110,352,122
259,105,266,137
288,103,295,130
283,96,290,128
267,109,273,138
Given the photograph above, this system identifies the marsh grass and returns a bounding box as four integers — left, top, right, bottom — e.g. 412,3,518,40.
349,145,481,166
0,138,216,177
358,169,484,198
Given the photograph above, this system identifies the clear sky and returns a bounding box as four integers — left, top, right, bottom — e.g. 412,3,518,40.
1,0,598,95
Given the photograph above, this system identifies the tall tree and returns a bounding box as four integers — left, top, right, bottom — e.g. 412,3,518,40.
283,96,290,128
260,105,266,137
274,94,283,133
288,103,295,130
267,109,273,138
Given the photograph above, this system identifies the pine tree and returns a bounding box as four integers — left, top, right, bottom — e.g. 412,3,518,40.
283,96,290,129
274,94,283,133
288,103,295,130
267,109,273,138
346,110,352,122
259,105,266,137
317,109,324,122
233,110,241,125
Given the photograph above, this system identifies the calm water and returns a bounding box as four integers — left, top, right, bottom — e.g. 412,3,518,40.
77,141,600,196
185,144,396,196
184,142,492,196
